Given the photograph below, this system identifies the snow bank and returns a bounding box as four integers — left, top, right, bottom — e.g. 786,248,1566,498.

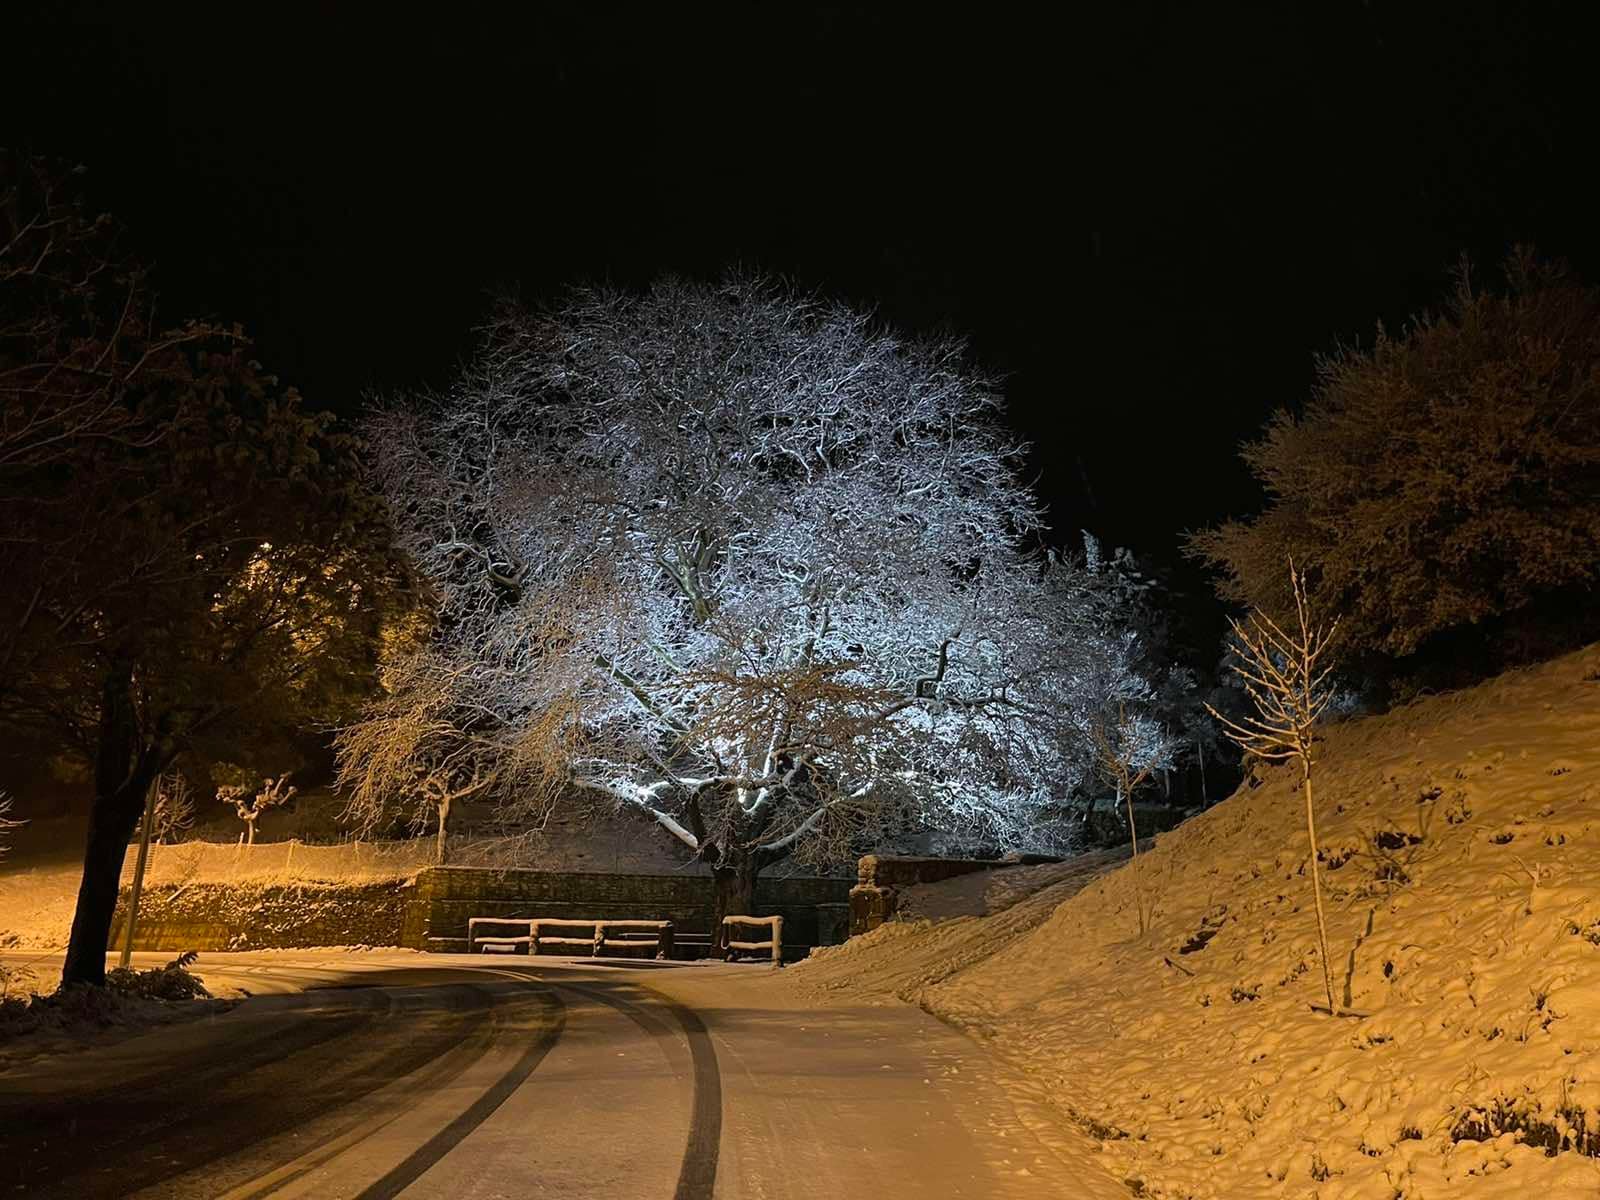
798,645,1600,1199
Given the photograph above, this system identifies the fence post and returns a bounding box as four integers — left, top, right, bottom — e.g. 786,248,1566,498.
119,781,156,969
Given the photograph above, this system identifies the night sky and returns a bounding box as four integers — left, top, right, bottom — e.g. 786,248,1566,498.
9,5,1599,574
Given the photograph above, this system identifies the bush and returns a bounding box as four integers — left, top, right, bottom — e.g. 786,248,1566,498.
0,953,211,1043
1189,251,1600,674
104,951,210,1001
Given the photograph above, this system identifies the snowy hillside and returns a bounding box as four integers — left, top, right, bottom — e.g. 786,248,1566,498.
796,645,1600,1199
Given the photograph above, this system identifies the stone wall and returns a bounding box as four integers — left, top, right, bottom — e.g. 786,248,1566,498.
106,868,851,956
406,866,852,952
109,880,410,952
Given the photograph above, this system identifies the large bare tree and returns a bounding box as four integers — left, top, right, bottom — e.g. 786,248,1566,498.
344,274,1145,929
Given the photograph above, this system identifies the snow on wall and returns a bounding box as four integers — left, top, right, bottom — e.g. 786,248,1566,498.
109,881,410,952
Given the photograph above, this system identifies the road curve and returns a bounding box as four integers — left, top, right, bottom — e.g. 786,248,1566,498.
0,952,1123,1199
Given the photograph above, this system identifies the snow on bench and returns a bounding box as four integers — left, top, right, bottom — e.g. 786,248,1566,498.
467,917,675,959
721,914,784,966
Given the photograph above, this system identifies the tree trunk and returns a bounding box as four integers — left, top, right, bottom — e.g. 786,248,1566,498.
711,856,758,959
1123,783,1147,936
62,659,154,987
245,818,257,846
435,794,451,865
1304,764,1338,1015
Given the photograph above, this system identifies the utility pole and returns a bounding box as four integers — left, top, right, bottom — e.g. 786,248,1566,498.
119,782,156,970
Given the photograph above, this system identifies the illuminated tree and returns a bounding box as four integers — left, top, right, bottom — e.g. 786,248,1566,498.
336,651,501,865
1207,562,1341,1015
350,274,1148,931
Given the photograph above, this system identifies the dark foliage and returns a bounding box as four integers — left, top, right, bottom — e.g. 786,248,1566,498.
1189,251,1600,687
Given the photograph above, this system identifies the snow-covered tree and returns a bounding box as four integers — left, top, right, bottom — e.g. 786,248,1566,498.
219,774,296,846
1090,703,1175,934
345,274,1149,931
1081,534,1220,805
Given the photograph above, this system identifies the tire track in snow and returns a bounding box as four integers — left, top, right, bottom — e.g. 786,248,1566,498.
542,976,723,1200
350,984,566,1200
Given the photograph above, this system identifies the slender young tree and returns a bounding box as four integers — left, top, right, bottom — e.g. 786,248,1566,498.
0,793,19,861
146,771,196,844
1090,703,1174,934
1207,562,1341,1015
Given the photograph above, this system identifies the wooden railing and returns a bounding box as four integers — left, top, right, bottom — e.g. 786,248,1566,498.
467,917,674,959
722,914,783,966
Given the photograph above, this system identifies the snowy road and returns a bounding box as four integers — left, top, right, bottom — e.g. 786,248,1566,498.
0,953,1125,1199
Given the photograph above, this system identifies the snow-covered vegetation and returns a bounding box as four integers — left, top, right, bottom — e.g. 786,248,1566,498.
795,644,1600,1199
344,274,1169,919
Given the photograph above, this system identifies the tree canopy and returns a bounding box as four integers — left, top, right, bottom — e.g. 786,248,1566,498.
343,274,1156,915
1189,252,1600,668
1,155,406,983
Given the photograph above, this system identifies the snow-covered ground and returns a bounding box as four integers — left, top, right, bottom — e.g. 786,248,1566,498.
793,644,1600,1199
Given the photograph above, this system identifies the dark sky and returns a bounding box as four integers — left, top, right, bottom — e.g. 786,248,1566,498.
9,5,1600,575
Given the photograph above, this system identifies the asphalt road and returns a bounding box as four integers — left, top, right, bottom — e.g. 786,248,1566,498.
0,953,1124,1199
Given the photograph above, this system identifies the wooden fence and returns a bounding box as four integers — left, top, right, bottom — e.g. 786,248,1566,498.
722,914,784,966
467,916,674,959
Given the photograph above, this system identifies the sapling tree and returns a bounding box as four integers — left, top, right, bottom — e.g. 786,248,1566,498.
220,774,297,846
348,273,1154,932
1090,703,1175,934
1207,561,1341,1015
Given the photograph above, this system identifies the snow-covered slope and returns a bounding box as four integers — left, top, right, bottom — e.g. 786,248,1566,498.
796,645,1600,1199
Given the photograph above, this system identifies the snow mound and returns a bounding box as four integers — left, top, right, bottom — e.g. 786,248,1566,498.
897,850,1130,923
808,645,1600,1199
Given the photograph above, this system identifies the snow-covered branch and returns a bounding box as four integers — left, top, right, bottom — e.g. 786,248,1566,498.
347,273,1158,877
